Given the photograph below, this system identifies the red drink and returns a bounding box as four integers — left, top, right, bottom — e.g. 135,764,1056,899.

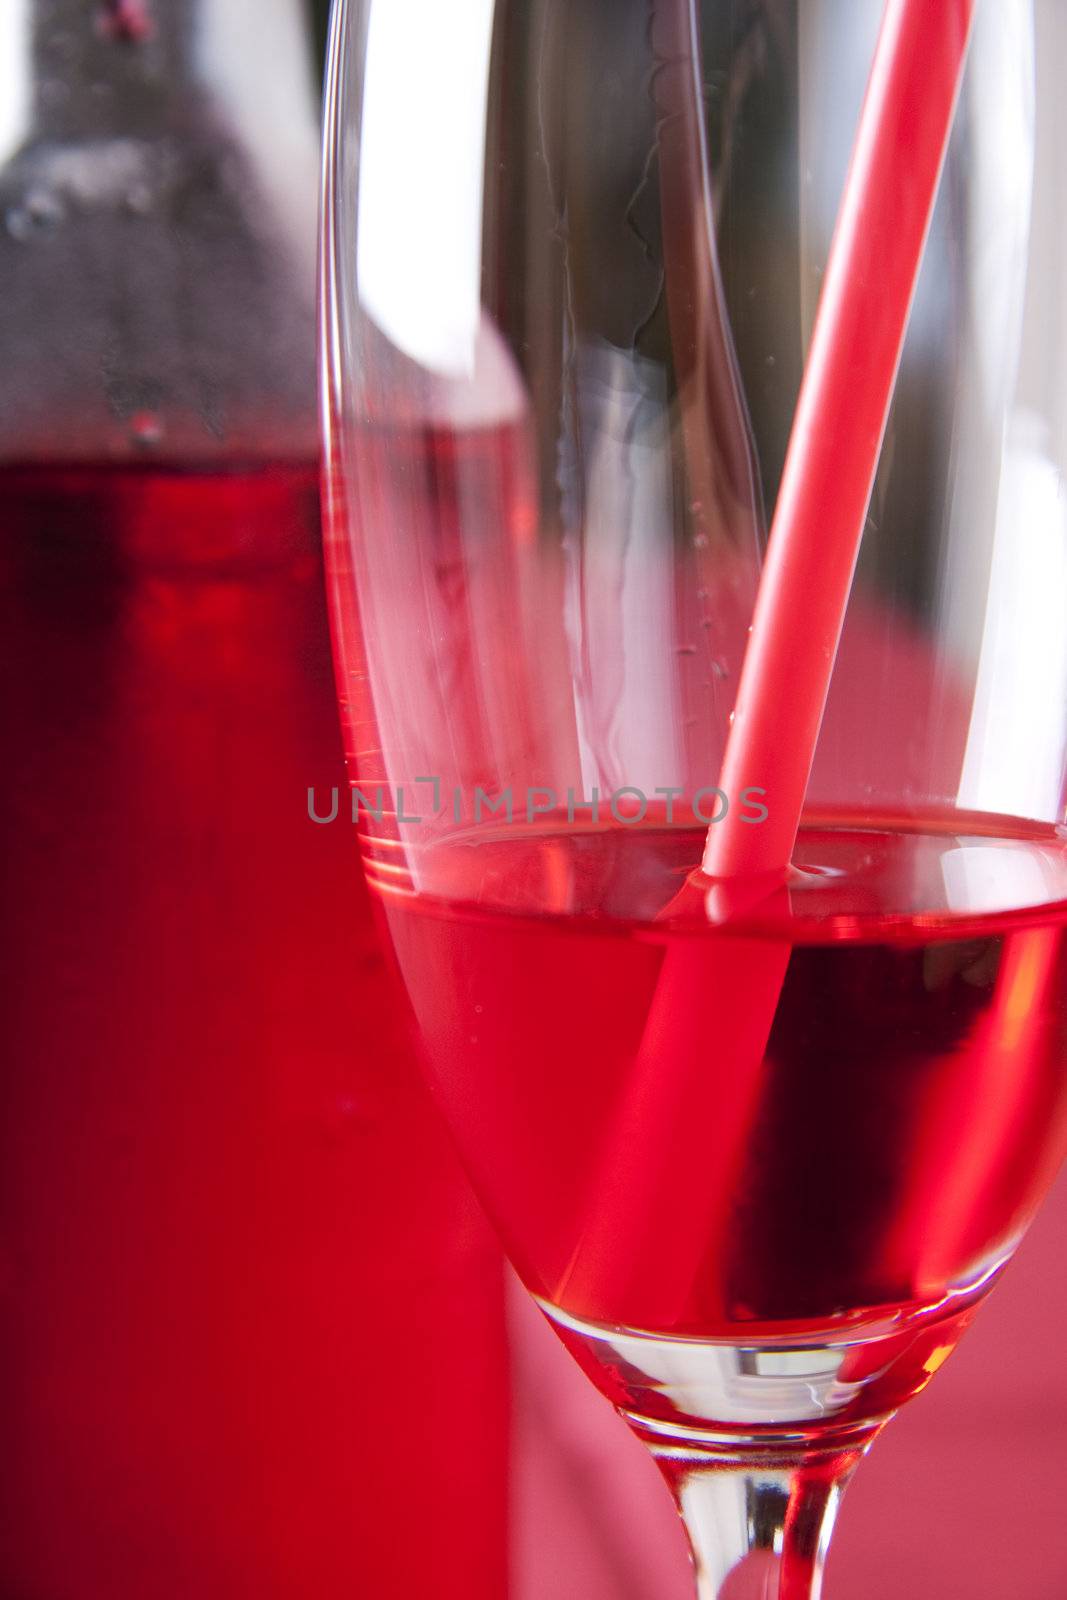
326,410,1067,1435
378,815,1067,1431
0,465,508,1598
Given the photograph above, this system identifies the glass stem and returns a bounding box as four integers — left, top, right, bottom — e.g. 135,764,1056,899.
645,1430,874,1600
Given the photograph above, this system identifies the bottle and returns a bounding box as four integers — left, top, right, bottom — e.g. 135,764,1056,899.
0,5,508,1595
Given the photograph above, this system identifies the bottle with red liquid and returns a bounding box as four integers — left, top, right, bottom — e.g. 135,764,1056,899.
0,5,508,1595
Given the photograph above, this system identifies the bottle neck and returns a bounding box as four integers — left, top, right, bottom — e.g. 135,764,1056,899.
26,1,194,140
9,2,318,160
0,0,320,466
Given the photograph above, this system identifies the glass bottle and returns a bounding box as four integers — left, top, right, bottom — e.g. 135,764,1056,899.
0,5,508,1595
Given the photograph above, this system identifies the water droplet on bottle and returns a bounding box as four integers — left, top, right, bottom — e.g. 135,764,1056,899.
5,190,65,242
129,411,164,449
677,643,697,657
693,532,708,550
39,79,71,109
124,182,154,216
473,1003,484,1015
321,1093,372,1144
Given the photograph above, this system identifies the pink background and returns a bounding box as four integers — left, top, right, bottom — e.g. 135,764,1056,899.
511,1167,1067,1598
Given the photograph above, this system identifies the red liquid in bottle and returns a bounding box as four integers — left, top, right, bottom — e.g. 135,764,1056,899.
0,464,508,1599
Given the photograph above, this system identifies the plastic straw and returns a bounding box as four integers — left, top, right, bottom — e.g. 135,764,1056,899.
704,0,976,883
562,0,976,1325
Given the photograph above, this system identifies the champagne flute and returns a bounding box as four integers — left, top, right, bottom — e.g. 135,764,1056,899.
321,0,1067,1593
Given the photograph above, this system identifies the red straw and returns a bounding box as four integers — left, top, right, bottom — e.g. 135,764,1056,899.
559,0,976,1328
703,0,976,883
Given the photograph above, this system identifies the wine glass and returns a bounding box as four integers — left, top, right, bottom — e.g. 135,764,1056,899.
320,1,1067,1595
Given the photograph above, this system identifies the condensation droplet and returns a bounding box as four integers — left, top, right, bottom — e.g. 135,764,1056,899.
5,190,66,242
677,644,697,657
39,79,71,109
124,182,154,216
693,532,709,550
473,1003,484,1015
321,1093,372,1144
129,411,164,449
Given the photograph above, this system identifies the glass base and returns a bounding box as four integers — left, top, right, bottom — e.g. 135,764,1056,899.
536,1295,976,1445
536,1298,906,1598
